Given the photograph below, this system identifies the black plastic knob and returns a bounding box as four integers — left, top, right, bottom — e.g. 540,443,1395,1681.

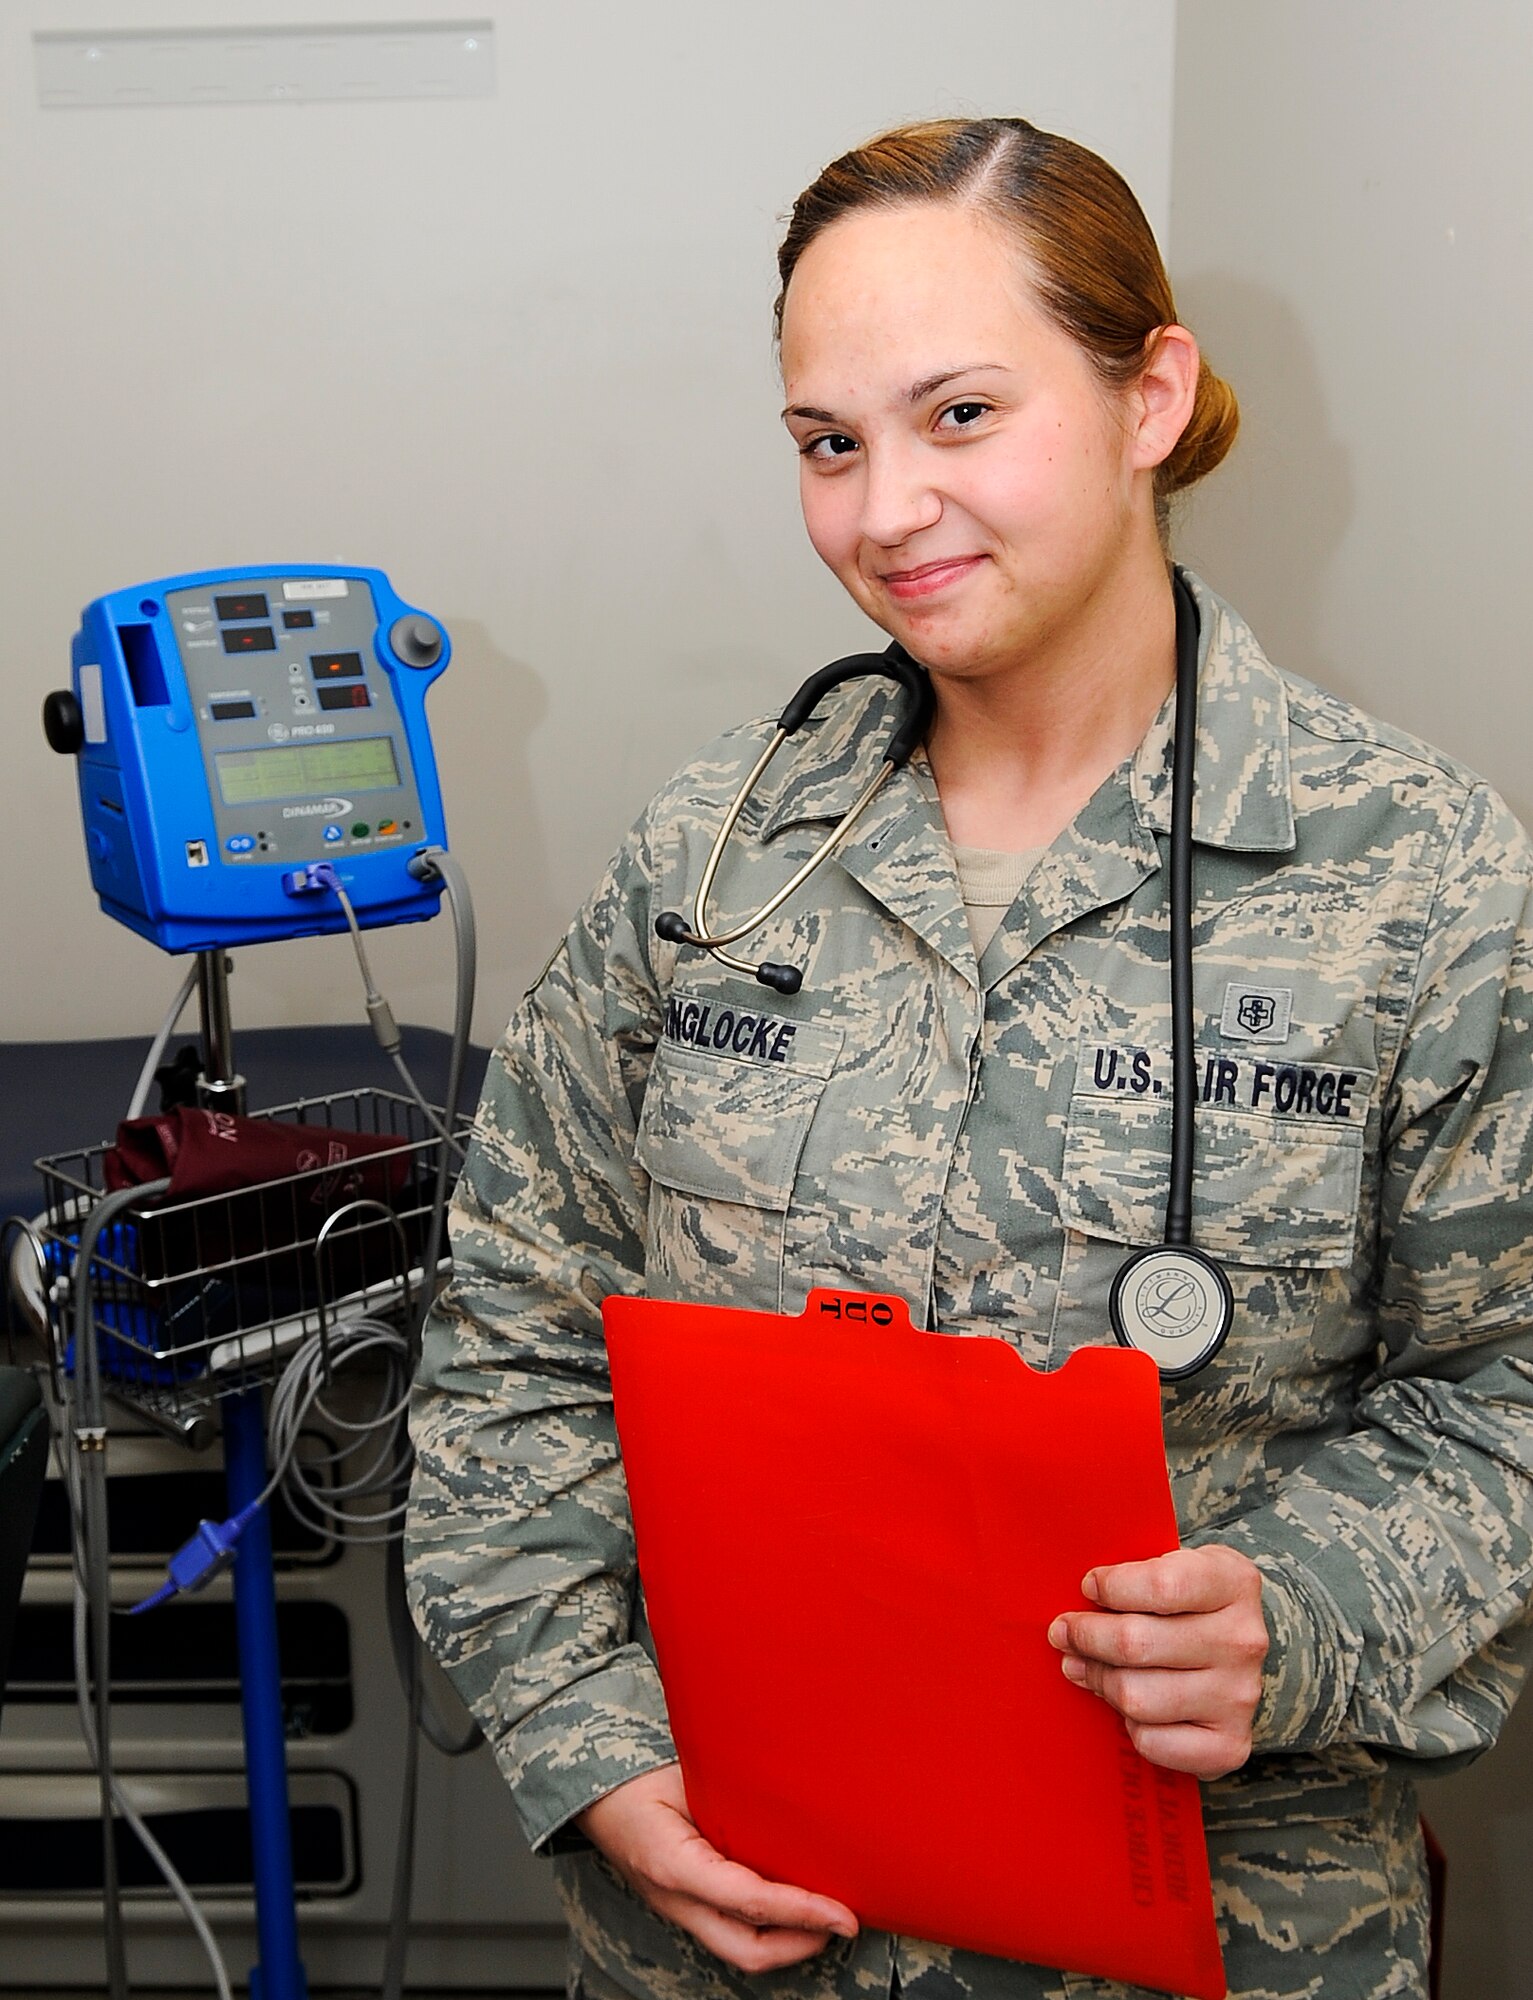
43,689,84,755
390,615,444,668
756,961,803,995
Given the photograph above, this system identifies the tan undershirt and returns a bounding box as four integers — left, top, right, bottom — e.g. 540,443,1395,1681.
951,842,1046,957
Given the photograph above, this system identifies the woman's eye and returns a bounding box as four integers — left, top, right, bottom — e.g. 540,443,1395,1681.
937,401,991,432
802,432,859,462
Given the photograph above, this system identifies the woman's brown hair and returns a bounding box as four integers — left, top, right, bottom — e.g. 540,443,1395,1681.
776,118,1237,504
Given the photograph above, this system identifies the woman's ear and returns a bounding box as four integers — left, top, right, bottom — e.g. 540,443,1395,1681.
1130,324,1200,472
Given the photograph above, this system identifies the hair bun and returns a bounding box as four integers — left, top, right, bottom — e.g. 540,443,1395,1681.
1161,359,1239,495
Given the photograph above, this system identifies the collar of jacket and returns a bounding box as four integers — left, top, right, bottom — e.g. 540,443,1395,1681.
751,569,1298,860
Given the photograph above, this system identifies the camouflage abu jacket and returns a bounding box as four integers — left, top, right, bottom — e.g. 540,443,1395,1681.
407,571,1533,2000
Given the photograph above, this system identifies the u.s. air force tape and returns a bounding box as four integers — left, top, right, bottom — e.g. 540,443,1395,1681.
1109,1245,1234,1380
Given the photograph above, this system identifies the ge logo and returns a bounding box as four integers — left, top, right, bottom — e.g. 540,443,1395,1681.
1237,992,1276,1035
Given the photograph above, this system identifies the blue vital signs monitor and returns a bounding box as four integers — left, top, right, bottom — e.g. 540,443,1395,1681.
53,566,452,952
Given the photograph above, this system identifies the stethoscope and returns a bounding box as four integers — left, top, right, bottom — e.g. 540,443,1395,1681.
656,568,1233,1380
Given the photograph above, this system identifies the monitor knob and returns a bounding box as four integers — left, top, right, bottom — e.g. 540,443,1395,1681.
390,615,443,668
43,689,84,754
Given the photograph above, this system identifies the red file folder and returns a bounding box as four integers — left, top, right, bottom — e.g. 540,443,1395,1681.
603,1287,1226,2000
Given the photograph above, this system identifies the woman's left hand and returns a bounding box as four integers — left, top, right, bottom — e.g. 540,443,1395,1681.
1046,1544,1268,1779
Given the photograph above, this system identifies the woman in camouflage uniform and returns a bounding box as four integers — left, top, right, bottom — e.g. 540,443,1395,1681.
407,120,1533,2000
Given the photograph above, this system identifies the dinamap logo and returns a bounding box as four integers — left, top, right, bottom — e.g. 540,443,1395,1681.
281,797,353,819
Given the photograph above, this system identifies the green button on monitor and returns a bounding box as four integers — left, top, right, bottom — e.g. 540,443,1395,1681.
351,822,369,837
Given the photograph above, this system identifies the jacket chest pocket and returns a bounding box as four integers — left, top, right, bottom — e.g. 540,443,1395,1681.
635,1000,842,1310
1058,1037,1374,1271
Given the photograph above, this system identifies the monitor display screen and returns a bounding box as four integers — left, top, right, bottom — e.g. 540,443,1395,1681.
214,735,402,806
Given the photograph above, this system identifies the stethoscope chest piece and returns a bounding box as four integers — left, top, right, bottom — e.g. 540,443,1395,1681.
1109,1244,1234,1381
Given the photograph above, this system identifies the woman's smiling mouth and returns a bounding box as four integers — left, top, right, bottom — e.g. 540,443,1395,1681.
880,555,987,600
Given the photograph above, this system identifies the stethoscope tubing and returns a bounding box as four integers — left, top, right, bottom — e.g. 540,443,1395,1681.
655,646,934,993
690,741,896,955
1166,570,1199,1250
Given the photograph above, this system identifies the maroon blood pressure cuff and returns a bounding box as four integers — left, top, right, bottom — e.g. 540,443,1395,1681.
104,1107,411,1204
102,1107,415,1284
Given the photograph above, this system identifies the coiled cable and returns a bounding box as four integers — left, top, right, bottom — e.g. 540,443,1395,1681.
259,1312,414,1546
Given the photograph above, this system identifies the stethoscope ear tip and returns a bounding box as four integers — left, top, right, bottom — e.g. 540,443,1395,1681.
654,911,692,945
756,962,803,996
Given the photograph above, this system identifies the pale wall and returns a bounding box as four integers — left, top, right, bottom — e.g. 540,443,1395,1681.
1172,0,1533,825
3,0,1176,1048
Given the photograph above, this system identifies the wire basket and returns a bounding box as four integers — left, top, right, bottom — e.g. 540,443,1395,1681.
35,1087,464,1444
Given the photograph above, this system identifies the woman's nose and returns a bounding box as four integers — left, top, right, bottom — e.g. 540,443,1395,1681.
859,446,943,548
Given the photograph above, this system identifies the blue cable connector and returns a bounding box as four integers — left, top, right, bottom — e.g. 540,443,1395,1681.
129,1500,264,1613
281,860,341,898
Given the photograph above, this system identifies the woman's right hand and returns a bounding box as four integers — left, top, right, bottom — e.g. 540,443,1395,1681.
574,1764,859,1974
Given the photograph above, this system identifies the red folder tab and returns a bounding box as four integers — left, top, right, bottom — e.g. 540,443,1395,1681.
604,1287,1226,2000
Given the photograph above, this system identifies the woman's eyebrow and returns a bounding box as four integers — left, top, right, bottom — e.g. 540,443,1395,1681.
782,363,1014,424
905,363,1010,402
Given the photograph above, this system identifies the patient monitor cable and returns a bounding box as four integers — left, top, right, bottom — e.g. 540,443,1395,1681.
381,848,485,2000
54,1428,236,2000
63,1181,172,2000
57,842,479,1998
277,846,486,2000
125,962,199,1122
322,863,468,1164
